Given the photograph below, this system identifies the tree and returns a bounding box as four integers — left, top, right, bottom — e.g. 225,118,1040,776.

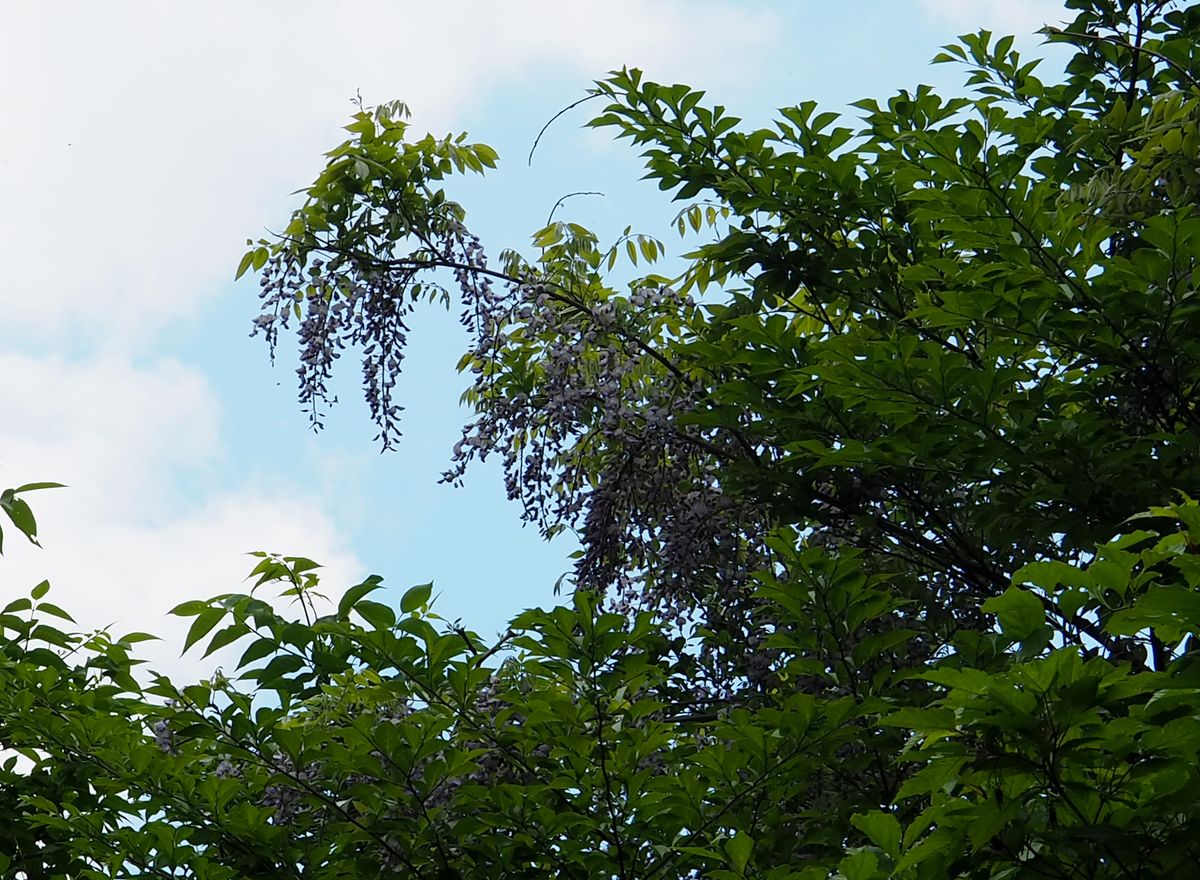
5,0,1200,876
249,0,1200,674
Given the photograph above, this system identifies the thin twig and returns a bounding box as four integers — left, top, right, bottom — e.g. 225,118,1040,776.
546,190,605,226
529,93,604,166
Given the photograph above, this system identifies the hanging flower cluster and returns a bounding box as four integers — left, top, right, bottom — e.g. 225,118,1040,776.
252,201,771,638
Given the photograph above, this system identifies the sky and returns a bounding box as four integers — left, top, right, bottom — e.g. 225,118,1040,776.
0,0,1072,679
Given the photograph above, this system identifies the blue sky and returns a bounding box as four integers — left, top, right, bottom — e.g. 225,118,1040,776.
0,0,1069,677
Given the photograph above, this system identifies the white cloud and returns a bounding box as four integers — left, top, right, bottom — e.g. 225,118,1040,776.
0,353,219,515
0,1,779,351
0,354,363,681
919,0,1070,36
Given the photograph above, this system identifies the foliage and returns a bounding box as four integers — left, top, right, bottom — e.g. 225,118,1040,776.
4,0,1200,877
6,498,1200,877
0,482,62,554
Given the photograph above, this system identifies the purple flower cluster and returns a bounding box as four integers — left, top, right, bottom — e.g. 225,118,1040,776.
253,211,773,645
260,752,323,826
254,252,417,447
213,756,239,779
152,718,175,755
443,268,770,631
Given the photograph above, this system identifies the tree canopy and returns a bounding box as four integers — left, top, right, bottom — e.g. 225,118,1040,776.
5,1,1200,877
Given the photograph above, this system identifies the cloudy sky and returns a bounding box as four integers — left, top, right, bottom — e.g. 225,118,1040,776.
0,0,1070,677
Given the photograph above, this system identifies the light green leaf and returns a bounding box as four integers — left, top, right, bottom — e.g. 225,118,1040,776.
723,832,753,874
981,587,1045,640
401,582,433,614
338,576,386,620
851,811,902,859
357,600,397,630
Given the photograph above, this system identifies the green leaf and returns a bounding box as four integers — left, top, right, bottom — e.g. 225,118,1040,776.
723,832,753,874
851,811,902,859
235,250,256,280
401,582,433,614
170,600,210,617
237,637,279,669
474,142,499,167
3,497,39,543
356,600,396,630
252,653,305,684
1107,586,1200,640
895,829,956,873
34,602,74,623
14,482,66,493
203,621,252,658
838,850,880,880
30,580,49,600
338,576,385,620
183,608,226,655
981,587,1045,640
